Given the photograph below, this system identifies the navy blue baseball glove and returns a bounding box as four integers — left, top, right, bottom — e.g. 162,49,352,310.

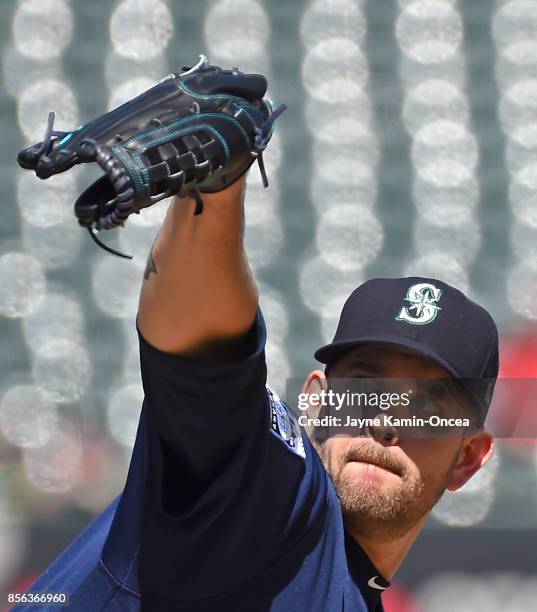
17,55,285,258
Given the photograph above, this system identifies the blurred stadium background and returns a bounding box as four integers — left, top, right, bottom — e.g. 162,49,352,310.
1,0,537,610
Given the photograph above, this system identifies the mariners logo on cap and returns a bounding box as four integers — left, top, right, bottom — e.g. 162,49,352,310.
395,282,443,325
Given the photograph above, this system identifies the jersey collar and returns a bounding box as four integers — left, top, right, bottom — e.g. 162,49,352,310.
344,528,390,611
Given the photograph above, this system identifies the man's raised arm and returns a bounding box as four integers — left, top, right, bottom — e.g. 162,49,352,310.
137,175,259,357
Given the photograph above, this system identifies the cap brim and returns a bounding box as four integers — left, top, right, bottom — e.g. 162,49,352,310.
314,335,461,379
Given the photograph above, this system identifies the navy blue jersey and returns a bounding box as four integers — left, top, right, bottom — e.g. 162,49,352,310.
17,310,389,611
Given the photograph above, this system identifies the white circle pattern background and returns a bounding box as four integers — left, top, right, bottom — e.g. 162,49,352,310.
494,0,537,319
110,0,173,60
13,0,73,61
300,0,382,343
398,0,480,314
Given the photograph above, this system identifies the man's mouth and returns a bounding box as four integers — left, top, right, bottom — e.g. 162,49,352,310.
347,457,402,477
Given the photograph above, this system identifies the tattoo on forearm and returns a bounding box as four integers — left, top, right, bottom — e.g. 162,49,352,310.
144,245,157,279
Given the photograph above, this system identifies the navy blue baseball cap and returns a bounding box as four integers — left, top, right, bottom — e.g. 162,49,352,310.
315,277,499,416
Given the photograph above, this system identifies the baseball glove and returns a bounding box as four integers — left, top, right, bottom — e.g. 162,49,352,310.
17,55,285,258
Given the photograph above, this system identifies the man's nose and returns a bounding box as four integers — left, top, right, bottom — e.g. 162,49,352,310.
366,413,400,446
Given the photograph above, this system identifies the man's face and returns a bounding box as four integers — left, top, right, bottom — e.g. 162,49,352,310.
307,344,490,541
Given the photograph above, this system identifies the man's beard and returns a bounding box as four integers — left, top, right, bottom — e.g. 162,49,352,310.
315,440,458,541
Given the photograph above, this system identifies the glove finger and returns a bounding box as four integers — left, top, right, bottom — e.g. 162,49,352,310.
75,171,135,230
74,175,118,229
17,136,84,179
17,110,80,178
185,69,268,102
17,141,46,170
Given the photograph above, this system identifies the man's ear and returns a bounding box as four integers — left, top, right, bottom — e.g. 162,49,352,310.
299,370,328,437
446,431,494,492
301,369,328,396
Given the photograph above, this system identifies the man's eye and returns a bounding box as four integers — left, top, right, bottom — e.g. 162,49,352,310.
429,383,448,402
414,394,443,417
